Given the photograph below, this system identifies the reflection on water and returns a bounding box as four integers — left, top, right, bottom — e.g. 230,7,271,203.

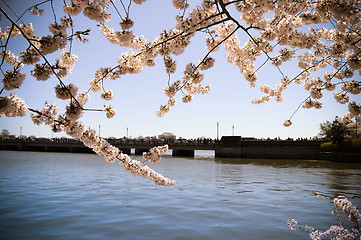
0,150,360,240
215,157,361,198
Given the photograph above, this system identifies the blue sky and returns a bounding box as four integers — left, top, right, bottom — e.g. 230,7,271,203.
0,0,358,139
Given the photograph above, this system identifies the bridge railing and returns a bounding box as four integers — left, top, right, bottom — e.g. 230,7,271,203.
0,137,218,147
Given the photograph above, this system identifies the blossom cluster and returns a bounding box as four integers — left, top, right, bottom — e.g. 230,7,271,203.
65,102,83,120
0,94,28,117
31,101,58,125
287,219,298,230
302,99,323,109
252,82,288,104
101,90,114,100
172,0,189,10
76,91,90,105
1,69,26,90
0,50,23,67
63,0,111,22
339,101,361,123
54,83,78,100
283,120,292,127
288,195,361,240
306,225,360,240
334,196,361,225
58,48,78,78
104,104,116,118
119,153,175,185
142,145,169,164
31,64,53,81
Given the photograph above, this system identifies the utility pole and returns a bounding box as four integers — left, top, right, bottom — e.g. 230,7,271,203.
20,126,22,136
126,127,128,138
99,124,101,138
217,122,219,141
232,125,234,136
356,117,358,138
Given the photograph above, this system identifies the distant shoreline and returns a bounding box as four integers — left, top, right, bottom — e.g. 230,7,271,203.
0,137,360,162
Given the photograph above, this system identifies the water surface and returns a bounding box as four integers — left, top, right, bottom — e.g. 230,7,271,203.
0,151,360,239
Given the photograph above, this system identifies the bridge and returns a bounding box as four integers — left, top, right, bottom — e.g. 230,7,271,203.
1,137,359,162
2,136,357,162
0,137,216,157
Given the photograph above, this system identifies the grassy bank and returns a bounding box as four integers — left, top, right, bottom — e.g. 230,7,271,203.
321,138,361,153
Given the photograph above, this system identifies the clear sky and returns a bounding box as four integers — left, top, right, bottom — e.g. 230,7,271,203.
0,0,358,140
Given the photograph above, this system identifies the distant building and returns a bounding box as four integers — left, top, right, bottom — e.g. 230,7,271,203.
158,131,176,140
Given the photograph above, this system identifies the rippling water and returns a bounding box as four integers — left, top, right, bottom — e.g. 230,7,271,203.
0,150,360,240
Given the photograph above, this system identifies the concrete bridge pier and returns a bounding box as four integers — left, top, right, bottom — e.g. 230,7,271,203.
119,148,131,155
71,147,94,153
172,149,194,157
134,148,148,155
215,146,242,158
215,136,243,158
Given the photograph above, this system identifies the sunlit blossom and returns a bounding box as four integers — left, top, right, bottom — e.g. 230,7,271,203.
104,104,116,118
334,92,349,104
0,96,12,113
76,91,90,105
348,101,361,117
0,50,22,67
31,63,53,81
101,90,114,101
54,83,78,100
21,48,41,65
142,145,168,164
1,93,28,117
2,69,25,90
119,18,134,30
287,219,297,230
65,102,83,120
283,120,292,127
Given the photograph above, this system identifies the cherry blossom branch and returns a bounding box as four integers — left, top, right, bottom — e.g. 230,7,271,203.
217,0,286,78
17,0,50,20
0,7,101,112
110,0,125,21
0,24,14,68
27,105,174,185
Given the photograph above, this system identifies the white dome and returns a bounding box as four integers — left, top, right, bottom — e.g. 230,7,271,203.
158,131,176,139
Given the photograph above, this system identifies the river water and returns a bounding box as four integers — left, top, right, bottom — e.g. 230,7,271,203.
0,150,360,240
